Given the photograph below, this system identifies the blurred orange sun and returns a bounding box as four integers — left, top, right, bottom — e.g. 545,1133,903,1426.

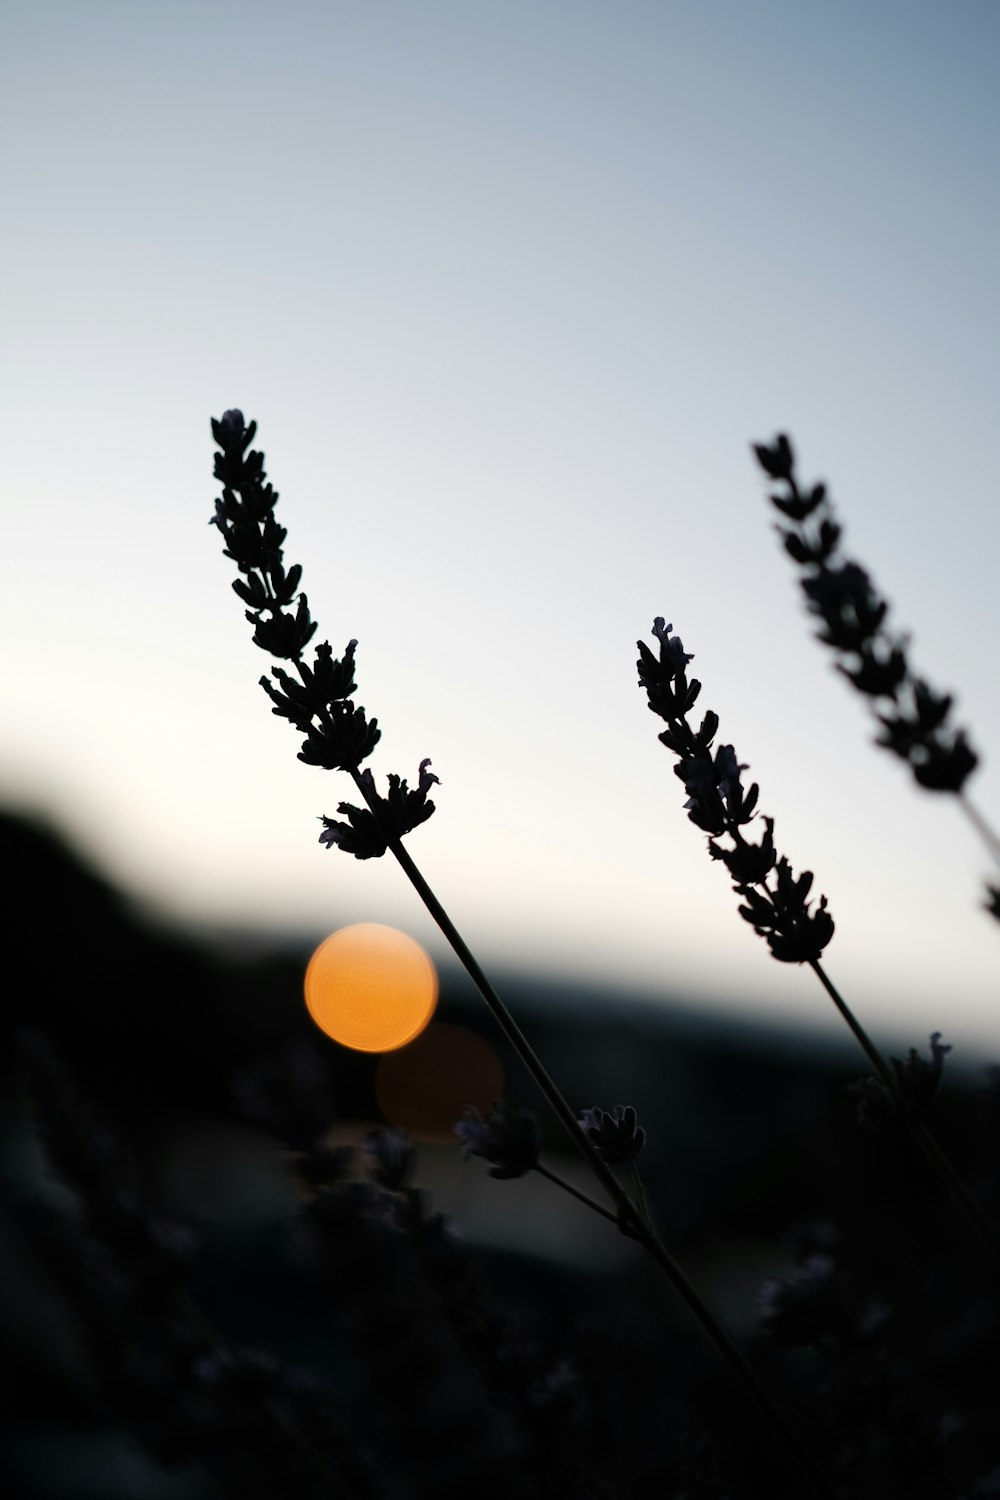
304,923,438,1053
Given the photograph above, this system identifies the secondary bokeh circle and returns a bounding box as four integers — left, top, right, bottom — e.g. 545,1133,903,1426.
376,1021,504,1143
304,923,438,1052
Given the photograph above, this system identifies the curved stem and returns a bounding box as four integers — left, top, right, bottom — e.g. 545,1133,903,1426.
959,793,1000,869
810,959,1000,1273
352,772,839,1500
534,1161,621,1224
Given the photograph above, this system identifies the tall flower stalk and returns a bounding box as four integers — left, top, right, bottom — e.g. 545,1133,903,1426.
637,616,1000,1273
753,434,1000,908
210,410,840,1500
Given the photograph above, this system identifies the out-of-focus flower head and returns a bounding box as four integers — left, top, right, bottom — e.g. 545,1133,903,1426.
851,1032,952,1131
758,1253,837,1350
364,1127,416,1192
453,1101,540,1179
578,1104,646,1165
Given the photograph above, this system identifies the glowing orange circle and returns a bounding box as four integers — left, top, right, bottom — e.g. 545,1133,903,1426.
304,923,438,1053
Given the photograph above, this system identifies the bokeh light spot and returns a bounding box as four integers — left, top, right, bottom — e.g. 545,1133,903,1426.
376,1021,503,1143
304,924,438,1053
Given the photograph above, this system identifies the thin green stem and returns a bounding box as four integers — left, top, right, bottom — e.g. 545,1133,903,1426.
810,959,1000,1273
350,773,839,1500
959,793,1000,869
533,1160,621,1224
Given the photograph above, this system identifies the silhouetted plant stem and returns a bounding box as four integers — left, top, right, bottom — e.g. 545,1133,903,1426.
211,415,837,1496
350,772,840,1500
630,1161,651,1226
638,613,1000,1295
810,959,1000,1273
959,794,1000,868
613,1222,842,1500
533,1161,620,1223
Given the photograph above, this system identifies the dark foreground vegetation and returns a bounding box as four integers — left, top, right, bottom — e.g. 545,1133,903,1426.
3,809,1000,1500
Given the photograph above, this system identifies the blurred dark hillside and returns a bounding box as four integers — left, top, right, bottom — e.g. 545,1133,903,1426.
0,805,859,1251
3,809,999,1500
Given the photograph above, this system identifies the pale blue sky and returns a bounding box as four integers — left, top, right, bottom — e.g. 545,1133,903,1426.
3,0,998,1046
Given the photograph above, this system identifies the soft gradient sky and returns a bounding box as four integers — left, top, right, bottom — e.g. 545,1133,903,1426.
3,0,998,1046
